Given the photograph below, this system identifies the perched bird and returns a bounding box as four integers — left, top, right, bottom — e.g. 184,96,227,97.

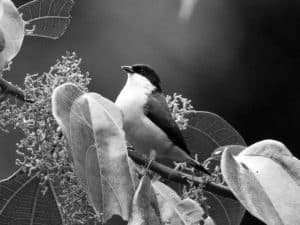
115,64,210,175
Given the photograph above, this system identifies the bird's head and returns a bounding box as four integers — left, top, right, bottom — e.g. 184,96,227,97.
121,64,162,92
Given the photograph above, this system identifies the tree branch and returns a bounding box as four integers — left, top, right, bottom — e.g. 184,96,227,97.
0,76,33,103
128,150,237,200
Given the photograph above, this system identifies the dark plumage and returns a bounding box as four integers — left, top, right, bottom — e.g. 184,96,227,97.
144,91,191,156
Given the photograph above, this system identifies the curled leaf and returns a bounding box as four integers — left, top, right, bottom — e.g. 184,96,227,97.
221,140,300,225
152,180,206,225
18,0,74,39
128,175,161,225
0,169,63,225
0,0,25,70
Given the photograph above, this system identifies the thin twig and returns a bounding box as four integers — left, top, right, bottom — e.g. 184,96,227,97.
0,76,33,103
128,150,237,200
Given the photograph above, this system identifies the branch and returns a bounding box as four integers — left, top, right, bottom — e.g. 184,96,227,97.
128,150,237,200
0,76,33,103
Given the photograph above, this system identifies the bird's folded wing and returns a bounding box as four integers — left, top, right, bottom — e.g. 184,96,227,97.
144,92,191,155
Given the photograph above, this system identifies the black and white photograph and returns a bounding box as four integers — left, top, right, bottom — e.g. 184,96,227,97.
0,0,298,224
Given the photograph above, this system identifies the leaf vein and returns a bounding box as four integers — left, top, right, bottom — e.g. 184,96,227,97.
0,174,38,215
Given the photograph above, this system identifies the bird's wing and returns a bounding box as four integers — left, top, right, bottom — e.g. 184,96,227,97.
144,91,191,155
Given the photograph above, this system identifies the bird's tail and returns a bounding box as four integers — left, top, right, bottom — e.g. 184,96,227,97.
188,160,211,175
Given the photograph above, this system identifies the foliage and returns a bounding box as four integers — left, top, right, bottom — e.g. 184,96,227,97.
52,87,136,223
221,140,300,225
0,0,25,71
0,0,74,71
179,111,246,225
0,168,63,225
19,0,74,39
0,52,96,225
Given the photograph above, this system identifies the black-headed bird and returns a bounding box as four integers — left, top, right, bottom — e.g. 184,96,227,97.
115,64,210,175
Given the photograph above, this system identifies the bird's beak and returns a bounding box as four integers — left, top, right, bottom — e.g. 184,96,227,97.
121,65,134,74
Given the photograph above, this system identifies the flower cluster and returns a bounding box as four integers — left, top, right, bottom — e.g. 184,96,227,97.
166,93,194,130
0,52,97,225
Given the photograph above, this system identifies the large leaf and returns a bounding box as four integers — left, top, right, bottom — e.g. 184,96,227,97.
221,140,300,225
181,111,245,225
152,180,213,225
68,92,135,222
0,0,25,70
128,174,161,225
52,85,136,222
18,0,74,39
183,111,246,159
0,169,63,225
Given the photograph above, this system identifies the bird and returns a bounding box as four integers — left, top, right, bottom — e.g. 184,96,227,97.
115,64,210,175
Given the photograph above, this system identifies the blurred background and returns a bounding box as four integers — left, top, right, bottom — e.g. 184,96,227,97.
0,0,298,224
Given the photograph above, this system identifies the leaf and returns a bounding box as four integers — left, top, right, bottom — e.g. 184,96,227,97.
85,145,103,218
182,111,246,225
204,181,245,225
68,92,135,222
51,82,84,142
0,0,25,70
211,145,245,160
152,180,182,225
0,168,63,225
152,180,207,225
221,140,300,225
18,0,74,39
52,85,136,222
183,111,246,159
128,175,161,225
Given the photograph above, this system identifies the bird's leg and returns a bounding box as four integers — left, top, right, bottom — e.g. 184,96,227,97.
140,150,160,180
146,150,156,170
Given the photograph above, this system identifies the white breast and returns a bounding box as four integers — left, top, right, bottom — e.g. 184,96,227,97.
115,73,173,156
115,73,154,126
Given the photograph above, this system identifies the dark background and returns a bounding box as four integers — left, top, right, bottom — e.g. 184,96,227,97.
0,0,299,224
